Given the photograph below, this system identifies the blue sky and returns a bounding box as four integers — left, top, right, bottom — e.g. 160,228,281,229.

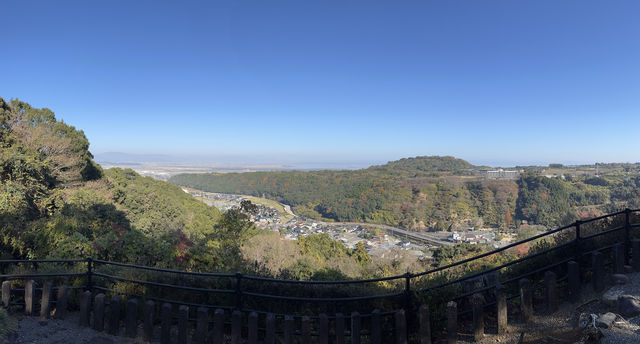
1,0,639,167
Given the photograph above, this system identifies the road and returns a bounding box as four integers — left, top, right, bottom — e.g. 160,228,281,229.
249,197,453,247
187,187,454,247
329,222,454,246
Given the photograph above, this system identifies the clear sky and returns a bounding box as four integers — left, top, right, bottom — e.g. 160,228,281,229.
1,0,639,167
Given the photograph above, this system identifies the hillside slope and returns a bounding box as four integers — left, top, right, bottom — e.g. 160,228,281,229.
169,157,519,230
0,98,251,271
170,159,640,230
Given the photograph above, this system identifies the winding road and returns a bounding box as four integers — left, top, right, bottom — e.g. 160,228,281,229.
188,188,454,247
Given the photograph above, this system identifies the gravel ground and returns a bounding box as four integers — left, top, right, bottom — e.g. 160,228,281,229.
2,273,640,343
476,271,640,344
0,313,142,344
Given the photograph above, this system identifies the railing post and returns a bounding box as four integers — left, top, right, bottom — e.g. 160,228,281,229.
248,311,258,344
519,279,533,323
471,293,484,342
544,271,558,314
265,313,276,344
1,281,10,308
395,309,407,344
633,239,640,272
25,280,34,316
79,290,91,327
319,313,329,344
93,293,106,332
403,272,413,334
40,282,52,319
108,296,120,335
574,221,581,264
86,257,93,292
231,310,242,344
418,305,431,344
351,311,361,344
371,310,382,344
235,272,243,310
567,261,581,303
592,251,605,292
55,286,69,319
446,301,457,344
495,284,507,334
213,309,225,344
125,298,138,338
625,209,631,265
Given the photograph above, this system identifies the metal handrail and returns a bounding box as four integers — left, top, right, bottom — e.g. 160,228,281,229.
1,208,638,316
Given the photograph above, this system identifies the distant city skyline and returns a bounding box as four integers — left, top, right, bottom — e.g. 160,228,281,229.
2,1,639,167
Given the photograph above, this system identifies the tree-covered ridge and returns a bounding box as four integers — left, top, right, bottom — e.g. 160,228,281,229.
368,155,474,174
0,97,381,281
516,173,640,227
171,160,640,231
169,158,519,230
0,98,252,272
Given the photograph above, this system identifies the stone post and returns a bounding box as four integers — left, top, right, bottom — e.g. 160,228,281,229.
143,300,154,342
614,243,625,274
108,296,120,336
447,301,457,344
284,315,294,344
319,313,329,344
567,261,581,302
632,239,640,272
1,281,10,308
93,293,105,332
231,310,242,344
371,309,382,344
472,293,484,341
40,282,52,319
55,286,69,319
301,316,311,343
248,311,258,344
25,280,35,316
351,312,361,344
519,279,533,323
79,290,91,327
419,304,431,344
161,303,172,344
496,284,507,334
395,309,407,344
545,271,558,314
194,307,208,344
592,251,605,292
213,308,224,344
336,313,345,344
178,305,189,344
125,298,138,338
265,313,276,344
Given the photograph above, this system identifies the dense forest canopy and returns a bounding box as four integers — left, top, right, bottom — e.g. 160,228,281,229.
0,98,254,271
0,98,388,280
170,159,640,230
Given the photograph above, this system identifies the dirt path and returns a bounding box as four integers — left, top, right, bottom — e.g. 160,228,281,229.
1,313,141,344
477,271,640,344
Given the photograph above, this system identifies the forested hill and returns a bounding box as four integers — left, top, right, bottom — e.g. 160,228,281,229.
170,158,640,230
367,156,475,174
169,157,517,230
0,98,255,271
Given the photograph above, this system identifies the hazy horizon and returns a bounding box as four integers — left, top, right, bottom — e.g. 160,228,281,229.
94,151,638,171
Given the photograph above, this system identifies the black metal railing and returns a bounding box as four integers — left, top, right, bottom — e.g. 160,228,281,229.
2,208,639,333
